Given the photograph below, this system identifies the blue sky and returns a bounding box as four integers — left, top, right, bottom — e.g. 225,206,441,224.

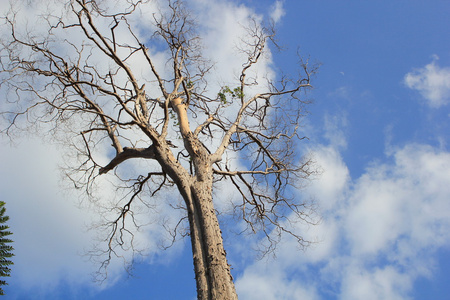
1,0,450,299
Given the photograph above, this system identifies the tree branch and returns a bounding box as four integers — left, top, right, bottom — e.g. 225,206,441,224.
99,145,157,175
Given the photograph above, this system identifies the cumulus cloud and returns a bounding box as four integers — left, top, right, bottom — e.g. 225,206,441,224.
404,56,450,107
347,144,450,256
236,140,450,299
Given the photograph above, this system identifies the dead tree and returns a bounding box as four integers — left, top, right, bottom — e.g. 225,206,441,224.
0,1,318,299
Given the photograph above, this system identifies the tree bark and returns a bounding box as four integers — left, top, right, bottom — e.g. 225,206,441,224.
168,138,237,299
161,97,237,299
180,179,237,300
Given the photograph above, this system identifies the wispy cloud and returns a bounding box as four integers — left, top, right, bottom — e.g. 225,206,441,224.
269,1,285,24
323,113,348,150
404,56,450,107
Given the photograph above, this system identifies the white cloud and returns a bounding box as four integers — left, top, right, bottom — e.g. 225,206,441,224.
323,113,348,150
237,267,320,300
235,140,450,299
404,56,450,107
0,138,97,291
340,264,413,300
194,0,274,88
347,144,450,257
307,144,349,212
1,136,186,296
269,1,285,24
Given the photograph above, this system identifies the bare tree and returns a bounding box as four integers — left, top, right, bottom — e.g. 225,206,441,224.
0,1,318,299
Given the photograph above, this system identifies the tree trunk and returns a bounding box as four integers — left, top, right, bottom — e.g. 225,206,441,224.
175,178,236,300
169,97,237,299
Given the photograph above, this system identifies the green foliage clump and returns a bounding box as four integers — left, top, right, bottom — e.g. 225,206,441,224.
0,201,13,296
217,86,244,104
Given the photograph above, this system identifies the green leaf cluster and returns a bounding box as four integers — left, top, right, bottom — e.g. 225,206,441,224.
186,80,194,89
217,86,244,104
0,201,13,296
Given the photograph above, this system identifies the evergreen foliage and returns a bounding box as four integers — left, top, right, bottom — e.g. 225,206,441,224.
0,201,13,296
